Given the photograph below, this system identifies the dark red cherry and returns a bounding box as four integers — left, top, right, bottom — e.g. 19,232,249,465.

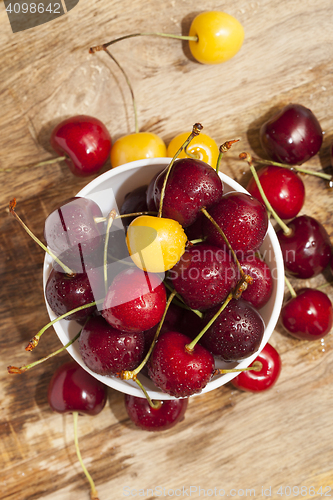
281,288,333,341
203,192,268,256
120,185,149,228
102,268,166,334
246,165,305,220
45,267,102,321
124,394,188,431
238,255,273,309
168,243,237,311
146,172,161,212
260,104,323,165
50,115,112,176
148,331,215,398
79,315,145,375
276,215,332,279
201,299,265,362
48,361,108,415
153,158,223,227
44,197,103,262
230,343,281,392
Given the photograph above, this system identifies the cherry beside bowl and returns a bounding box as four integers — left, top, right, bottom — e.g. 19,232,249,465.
43,158,284,400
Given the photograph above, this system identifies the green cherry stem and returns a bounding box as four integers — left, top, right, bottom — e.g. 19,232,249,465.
7,331,81,374
185,292,234,352
213,361,262,376
25,299,103,351
73,412,100,500
9,199,74,276
158,123,203,218
284,275,297,299
216,139,240,175
103,208,117,295
104,48,139,134
239,152,292,236
121,290,177,381
89,32,198,54
163,280,203,318
0,156,67,173
251,155,332,182
316,281,333,290
134,378,162,410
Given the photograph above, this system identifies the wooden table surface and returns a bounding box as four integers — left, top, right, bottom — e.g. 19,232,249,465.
1,1,333,499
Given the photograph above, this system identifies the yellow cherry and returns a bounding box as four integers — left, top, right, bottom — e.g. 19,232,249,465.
110,132,167,168
189,11,244,65
126,215,187,273
167,131,219,168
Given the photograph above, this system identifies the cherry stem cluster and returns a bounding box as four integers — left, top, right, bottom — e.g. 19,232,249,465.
158,123,203,218
7,331,81,374
73,411,100,500
239,152,292,236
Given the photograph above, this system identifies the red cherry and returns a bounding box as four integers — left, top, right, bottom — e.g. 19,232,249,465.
48,361,107,415
281,288,333,341
148,331,215,398
260,104,323,165
102,268,167,333
277,215,332,279
246,165,305,220
238,255,273,310
230,343,281,392
50,115,112,177
203,192,268,256
124,394,188,431
79,316,145,375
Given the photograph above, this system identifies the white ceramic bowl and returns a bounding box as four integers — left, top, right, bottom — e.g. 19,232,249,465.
43,157,285,400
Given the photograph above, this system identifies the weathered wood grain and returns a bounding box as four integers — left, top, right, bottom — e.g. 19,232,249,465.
0,1,333,499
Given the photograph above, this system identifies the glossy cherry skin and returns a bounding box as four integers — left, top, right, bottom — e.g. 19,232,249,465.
124,395,188,431
246,165,305,220
110,132,166,168
189,11,244,65
148,331,215,398
230,343,281,392
48,361,108,415
79,316,145,375
44,197,103,262
201,299,265,362
281,288,333,341
276,215,332,279
120,185,148,228
153,158,223,227
238,255,273,309
102,267,167,333
260,104,323,165
168,243,237,311
50,115,112,176
45,267,103,321
203,192,268,256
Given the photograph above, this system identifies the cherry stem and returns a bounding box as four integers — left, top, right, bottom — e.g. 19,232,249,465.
103,209,117,295
104,48,139,134
239,152,292,236
7,331,81,374
284,275,297,299
216,139,240,174
121,290,177,380
185,292,234,351
251,155,333,182
133,378,162,410
200,207,245,277
0,156,67,173
317,281,333,290
163,280,203,318
73,412,99,500
94,211,158,224
25,299,103,351
213,361,262,376
89,32,198,54
158,123,203,218
9,199,74,276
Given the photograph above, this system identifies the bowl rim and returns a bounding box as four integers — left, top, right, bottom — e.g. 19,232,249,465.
43,157,285,400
